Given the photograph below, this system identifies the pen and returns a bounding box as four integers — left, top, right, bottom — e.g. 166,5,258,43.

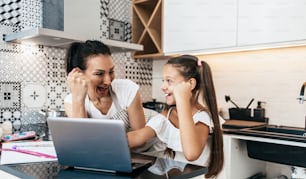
246,98,255,109
12,144,53,148
0,148,57,159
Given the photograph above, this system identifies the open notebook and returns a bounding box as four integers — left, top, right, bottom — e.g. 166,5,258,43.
47,117,152,173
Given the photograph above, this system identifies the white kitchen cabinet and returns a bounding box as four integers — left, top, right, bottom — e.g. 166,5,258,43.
223,135,266,178
163,0,237,55
132,0,237,58
237,0,306,46
223,134,306,178
133,0,306,57
64,0,101,40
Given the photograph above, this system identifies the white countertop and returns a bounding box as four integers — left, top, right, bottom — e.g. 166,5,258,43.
225,133,306,147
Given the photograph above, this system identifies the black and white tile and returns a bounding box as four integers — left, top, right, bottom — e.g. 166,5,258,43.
0,81,21,109
23,83,47,109
0,0,153,126
20,0,42,29
0,0,22,25
100,0,109,39
109,19,125,41
108,0,129,22
107,0,131,42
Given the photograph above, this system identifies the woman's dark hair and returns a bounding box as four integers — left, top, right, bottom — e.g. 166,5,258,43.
165,55,224,178
66,40,111,74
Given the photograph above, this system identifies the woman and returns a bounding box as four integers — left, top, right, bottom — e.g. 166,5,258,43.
64,40,145,131
128,55,224,178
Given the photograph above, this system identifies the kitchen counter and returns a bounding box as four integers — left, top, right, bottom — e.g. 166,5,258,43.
0,152,207,179
0,121,209,179
223,119,306,146
222,121,306,177
224,133,306,147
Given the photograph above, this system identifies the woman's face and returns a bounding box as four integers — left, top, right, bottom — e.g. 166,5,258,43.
161,64,185,105
84,54,115,98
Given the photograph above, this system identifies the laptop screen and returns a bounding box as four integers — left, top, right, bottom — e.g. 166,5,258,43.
47,117,135,173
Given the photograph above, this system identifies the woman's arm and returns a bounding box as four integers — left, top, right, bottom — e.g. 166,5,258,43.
64,101,88,118
65,68,88,118
127,126,156,148
127,91,146,130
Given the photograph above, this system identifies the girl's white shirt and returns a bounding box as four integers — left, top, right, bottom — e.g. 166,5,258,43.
64,79,139,118
146,110,214,166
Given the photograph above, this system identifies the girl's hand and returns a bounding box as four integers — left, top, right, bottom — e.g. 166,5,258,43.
67,68,88,100
172,81,192,103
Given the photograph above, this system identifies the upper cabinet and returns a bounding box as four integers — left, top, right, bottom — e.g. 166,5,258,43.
132,0,237,58
163,0,237,55
132,0,163,58
237,0,306,46
3,0,143,52
132,0,306,58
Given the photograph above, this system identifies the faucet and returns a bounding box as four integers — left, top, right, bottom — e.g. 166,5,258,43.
298,82,306,104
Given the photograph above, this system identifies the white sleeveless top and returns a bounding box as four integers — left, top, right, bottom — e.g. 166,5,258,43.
146,108,214,166
64,79,139,130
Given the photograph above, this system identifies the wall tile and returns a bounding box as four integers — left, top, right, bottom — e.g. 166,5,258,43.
23,83,46,109
0,0,22,25
0,0,153,127
0,81,21,109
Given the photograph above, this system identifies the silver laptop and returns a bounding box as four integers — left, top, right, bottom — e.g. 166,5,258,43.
47,117,152,173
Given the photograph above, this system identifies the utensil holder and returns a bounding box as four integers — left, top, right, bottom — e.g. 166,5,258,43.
229,108,251,120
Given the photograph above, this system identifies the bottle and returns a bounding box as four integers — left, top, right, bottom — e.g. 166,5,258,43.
253,101,266,122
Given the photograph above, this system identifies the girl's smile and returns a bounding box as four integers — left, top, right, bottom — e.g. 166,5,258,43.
161,64,185,105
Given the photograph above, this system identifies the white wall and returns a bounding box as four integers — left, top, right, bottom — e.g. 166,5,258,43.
152,46,306,127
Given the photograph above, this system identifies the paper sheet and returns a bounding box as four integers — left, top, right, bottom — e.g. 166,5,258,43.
0,170,21,179
0,141,57,164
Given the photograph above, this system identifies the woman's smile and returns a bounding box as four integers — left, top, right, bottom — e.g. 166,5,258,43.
96,85,109,96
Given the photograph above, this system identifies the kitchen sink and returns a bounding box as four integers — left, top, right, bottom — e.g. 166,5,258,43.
239,125,306,167
246,140,306,167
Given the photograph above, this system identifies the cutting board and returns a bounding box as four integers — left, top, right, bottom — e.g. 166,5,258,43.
222,119,266,129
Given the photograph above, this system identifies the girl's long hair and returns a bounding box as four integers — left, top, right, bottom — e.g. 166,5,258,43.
165,55,224,178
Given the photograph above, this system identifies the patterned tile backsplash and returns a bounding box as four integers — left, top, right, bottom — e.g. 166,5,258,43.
0,81,21,110
0,0,22,25
0,0,153,131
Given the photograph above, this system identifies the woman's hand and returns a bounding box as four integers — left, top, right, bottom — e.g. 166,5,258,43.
65,68,88,118
67,68,88,101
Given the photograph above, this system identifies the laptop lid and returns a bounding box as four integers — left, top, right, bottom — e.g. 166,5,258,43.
47,117,135,173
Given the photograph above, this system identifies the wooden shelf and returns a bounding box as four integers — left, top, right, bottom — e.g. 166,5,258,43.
132,0,163,58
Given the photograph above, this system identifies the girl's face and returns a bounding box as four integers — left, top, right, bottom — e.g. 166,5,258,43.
161,64,185,105
84,54,115,98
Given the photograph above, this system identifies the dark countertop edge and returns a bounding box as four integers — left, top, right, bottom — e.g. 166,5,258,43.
0,165,35,179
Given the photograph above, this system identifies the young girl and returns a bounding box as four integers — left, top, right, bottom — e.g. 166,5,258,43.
128,55,224,178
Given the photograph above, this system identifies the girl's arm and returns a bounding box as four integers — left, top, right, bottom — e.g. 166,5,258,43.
127,126,156,148
173,82,209,161
127,91,146,130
